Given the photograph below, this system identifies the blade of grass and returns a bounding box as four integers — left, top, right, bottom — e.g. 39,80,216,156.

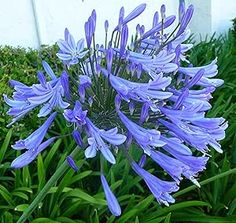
16,147,81,223
174,167,236,197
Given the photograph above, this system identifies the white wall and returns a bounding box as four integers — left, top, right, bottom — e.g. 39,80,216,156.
187,0,212,40
212,0,236,34
0,0,235,48
35,0,179,47
0,0,38,48
187,0,236,41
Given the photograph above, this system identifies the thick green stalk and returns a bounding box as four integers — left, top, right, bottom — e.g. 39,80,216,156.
174,167,236,197
17,147,80,223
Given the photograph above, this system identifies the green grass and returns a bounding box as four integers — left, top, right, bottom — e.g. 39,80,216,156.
0,29,236,222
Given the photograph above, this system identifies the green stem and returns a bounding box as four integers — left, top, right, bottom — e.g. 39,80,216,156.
17,147,81,223
174,167,236,198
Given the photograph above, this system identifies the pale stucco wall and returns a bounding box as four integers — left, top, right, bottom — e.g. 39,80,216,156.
0,0,235,48
211,0,236,34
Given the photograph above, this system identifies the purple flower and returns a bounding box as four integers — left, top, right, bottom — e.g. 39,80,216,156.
64,101,87,126
84,11,96,48
11,112,57,168
3,94,37,127
138,154,147,168
128,50,178,78
159,116,227,154
179,0,185,22
4,2,228,214
161,136,208,186
85,118,126,164
176,5,194,37
57,28,88,65
115,4,146,30
119,25,129,58
140,102,149,124
141,15,176,40
179,59,223,87
60,71,71,100
28,73,70,117
129,101,135,115
152,12,159,28
102,70,172,110
132,161,179,206
170,87,215,111
118,111,165,155
104,20,109,32
106,48,113,73
72,130,83,147
78,75,92,102
160,5,166,20
67,156,79,172
4,61,70,125
101,174,121,216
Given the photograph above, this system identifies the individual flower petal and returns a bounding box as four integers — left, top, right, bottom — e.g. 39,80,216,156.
101,174,121,216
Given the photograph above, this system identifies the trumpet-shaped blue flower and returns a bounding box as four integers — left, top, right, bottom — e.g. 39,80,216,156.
115,4,146,31
64,101,87,126
128,50,178,78
101,174,121,216
161,136,208,185
11,112,57,168
4,62,69,125
118,111,165,155
179,59,224,87
102,69,172,110
132,161,179,206
85,118,126,164
57,28,88,65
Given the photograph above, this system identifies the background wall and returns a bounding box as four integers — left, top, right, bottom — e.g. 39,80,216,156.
0,0,235,48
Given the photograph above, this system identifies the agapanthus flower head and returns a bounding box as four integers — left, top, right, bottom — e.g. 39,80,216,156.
5,2,227,217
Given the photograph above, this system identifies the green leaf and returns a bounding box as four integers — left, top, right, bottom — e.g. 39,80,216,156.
117,209,138,223
174,168,236,197
14,204,30,212
164,213,171,223
31,218,61,223
228,198,236,215
145,201,211,222
56,217,83,223
12,191,29,201
3,211,13,223
172,213,236,222
63,188,106,205
44,139,62,170
37,153,46,191
0,129,12,164
0,185,14,206
70,170,92,184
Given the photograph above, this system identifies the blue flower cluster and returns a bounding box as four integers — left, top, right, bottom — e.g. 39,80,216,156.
4,2,227,216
